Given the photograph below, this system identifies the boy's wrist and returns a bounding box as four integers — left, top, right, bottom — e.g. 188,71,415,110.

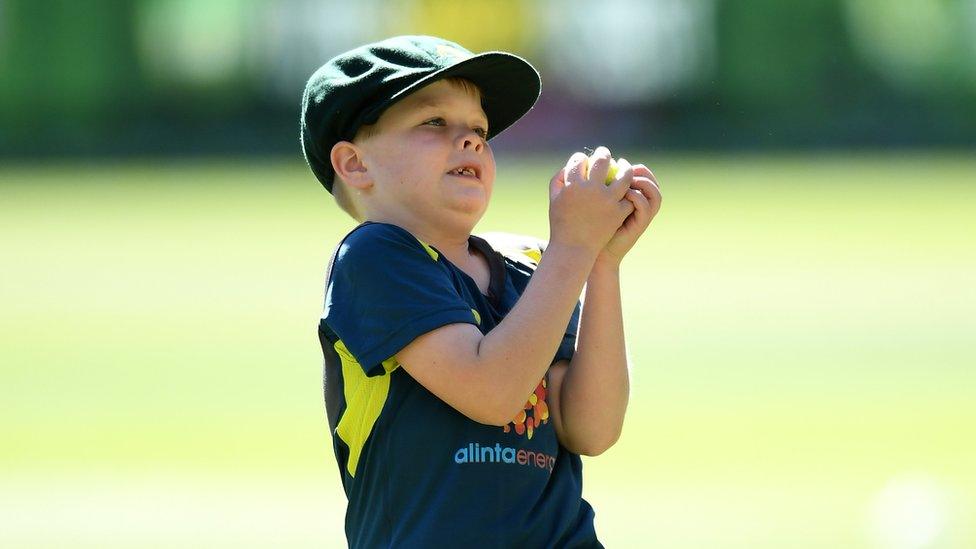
592,251,622,275
546,238,602,265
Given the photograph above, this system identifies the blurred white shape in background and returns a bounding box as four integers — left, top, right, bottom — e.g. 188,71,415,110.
538,0,715,104
868,473,950,549
253,0,389,100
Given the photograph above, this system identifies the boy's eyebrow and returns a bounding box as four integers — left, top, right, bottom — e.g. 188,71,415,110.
412,101,489,124
412,100,448,111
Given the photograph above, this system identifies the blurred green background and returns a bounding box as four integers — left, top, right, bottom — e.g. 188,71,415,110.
2,1,975,548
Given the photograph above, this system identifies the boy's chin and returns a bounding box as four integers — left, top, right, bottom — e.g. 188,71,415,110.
442,187,488,210
436,198,488,227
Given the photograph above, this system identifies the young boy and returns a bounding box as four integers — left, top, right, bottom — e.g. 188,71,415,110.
301,36,661,548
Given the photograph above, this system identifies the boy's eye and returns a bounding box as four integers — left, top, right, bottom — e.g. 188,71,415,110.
422,118,487,138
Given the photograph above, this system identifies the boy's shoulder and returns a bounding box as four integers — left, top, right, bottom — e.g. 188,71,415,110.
326,222,439,291
335,221,436,261
341,221,414,248
327,224,548,283
338,223,547,266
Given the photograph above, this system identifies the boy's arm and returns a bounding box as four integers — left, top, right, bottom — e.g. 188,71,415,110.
395,152,635,426
395,241,597,426
546,260,628,456
547,160,662,455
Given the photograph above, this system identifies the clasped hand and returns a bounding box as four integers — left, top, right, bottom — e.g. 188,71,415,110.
548,146,662,267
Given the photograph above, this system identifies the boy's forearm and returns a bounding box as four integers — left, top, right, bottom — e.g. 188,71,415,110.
475,242,597,421
558,260,630,454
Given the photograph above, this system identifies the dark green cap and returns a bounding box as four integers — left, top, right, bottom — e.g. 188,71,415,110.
300,35,542,193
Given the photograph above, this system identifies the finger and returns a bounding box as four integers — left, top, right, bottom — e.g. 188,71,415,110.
636,175,660,195
616,195,636,222
624,188,652,227
630,176,660,198
586,146,613,184
607,157,634,199
629,177,662,217
631,164,659,187
564,152,589,185
549,167,567,201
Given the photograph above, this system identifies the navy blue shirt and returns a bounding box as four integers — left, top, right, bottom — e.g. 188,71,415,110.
319,222,601,548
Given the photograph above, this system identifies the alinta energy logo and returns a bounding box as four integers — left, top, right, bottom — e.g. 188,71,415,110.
453,442,556,472
504,378,549,439
452,378,557,472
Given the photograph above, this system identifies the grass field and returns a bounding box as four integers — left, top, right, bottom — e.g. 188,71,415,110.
1,152,974,548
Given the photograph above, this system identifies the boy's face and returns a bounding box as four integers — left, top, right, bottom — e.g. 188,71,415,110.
356,79,496,230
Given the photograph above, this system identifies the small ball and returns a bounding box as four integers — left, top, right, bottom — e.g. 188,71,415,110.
582,156,619,185
604,159,618,185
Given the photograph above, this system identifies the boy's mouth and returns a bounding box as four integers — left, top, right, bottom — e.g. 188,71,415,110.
447,166,480,179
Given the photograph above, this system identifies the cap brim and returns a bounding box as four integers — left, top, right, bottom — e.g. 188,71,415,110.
362,52,541,141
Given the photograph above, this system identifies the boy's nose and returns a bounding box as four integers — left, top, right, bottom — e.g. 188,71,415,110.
457,130,484,153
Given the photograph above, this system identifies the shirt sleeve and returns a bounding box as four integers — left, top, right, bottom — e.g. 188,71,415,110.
323,223,477,376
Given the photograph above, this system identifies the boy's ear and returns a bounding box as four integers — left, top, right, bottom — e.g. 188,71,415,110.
330,141,372,189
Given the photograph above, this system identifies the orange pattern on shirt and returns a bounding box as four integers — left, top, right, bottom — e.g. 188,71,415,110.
503,377,549,439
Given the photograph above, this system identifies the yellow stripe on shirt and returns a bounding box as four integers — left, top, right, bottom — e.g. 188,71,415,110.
333,339,399,477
